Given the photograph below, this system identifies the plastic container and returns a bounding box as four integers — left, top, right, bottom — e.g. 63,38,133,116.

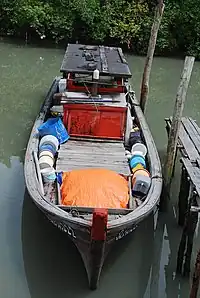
39,150,54,160
129,127,142,148
59,78,67,93
133,168,150,178
39,144,57,156
39,155,54,169
39,135,59,151
132,175,151,197
129,155,146,169
38,117,69,144
131,163,144,174
131,143,147,158
41,167,56,183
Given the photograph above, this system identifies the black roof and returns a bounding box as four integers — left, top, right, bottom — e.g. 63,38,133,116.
60,44,132,78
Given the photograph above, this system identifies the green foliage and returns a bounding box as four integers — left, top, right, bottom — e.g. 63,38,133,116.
1,0,200,58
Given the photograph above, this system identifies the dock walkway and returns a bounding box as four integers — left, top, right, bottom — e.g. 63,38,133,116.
165,116,200,277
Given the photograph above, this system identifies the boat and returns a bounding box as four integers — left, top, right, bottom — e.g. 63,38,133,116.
24,44,162,290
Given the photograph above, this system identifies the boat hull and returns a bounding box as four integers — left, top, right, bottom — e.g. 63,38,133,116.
24,77,162,289
32,199,155,289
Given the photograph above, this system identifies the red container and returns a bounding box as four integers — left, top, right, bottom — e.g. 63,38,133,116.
63,104,127,140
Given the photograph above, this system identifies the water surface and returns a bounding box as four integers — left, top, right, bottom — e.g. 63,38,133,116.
1,39,200,298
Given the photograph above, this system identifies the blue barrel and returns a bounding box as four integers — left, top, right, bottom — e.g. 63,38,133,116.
129,155,146,169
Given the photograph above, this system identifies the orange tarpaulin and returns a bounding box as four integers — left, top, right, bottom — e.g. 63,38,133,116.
61,168,129,209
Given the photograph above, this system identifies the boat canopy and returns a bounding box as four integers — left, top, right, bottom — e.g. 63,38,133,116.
60,44,132,78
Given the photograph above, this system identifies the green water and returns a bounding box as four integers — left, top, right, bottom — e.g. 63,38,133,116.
0,38,200,298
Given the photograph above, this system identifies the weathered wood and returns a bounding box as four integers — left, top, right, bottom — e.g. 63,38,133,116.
57,205,132,215
182,117,200,156
176,201,191,274
99,46,108,73
163,56,195,194
178,166,190,226
117,47,128,64
140,0,165,112
182,158,200,199
183,209,198,276
32,151,44,196
128,175,135,209
166,117,199,161
56,139,130,175
56,164,130,175
56,182,62,205
176,193,198,275
190,249,200,298
190,118,200,136
57,157,127,165
60,140,125,148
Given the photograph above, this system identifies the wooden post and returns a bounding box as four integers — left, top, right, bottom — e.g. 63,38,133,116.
140,0,165,112
163,56,195,194
178,165,190,226
176,193,198,275
183,209,198,276
190,249,200,298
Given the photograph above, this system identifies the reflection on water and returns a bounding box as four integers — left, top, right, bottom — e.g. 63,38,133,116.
1,38,200,297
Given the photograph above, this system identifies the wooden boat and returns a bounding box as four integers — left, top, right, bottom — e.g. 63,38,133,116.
24,44,162,290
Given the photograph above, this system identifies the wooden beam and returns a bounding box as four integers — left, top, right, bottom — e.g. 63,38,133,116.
57,205,133,215
190,249,200,298
163,56,195,194
140,0,165,112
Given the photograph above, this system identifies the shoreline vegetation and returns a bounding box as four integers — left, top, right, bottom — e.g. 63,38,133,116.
1,0,199,59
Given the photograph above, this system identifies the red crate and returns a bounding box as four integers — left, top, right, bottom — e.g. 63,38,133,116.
63,104,127,140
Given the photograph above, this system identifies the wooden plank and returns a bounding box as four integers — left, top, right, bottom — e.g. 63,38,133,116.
56,165,130,175
60,140,125,149
57,205,133,215
57,157,128,165
181,158,200,201
58,154,127,161
167,118,199,161
117,47,128,64
189,118,200,135
58,147,125,154
57,138,130,175
182,117,200,156
56,163,129,171
99,45,109,72
56,182,62,205
69,137,123,143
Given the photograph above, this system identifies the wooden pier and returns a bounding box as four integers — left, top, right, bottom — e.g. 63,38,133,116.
165,116,200,296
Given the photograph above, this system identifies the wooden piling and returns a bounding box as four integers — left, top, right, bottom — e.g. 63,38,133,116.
183,209,198,276
140,0,165,112
163,56,195,195
190,249,200,298
178,165,190,226
176,193,198,275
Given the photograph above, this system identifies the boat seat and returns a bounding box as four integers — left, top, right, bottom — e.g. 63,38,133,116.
56,139,130,175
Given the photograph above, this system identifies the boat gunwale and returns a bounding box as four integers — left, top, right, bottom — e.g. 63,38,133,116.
24,77,163,231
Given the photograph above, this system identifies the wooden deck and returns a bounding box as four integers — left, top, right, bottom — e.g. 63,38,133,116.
165,117,200,201
56,139,130,175
165,116,200,277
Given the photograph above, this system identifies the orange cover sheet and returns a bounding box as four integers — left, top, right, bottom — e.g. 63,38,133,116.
61,168,129,209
